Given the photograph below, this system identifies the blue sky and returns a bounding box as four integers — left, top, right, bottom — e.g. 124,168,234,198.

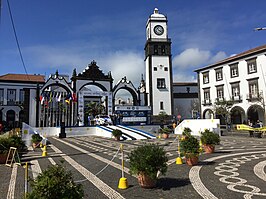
1,0,266,86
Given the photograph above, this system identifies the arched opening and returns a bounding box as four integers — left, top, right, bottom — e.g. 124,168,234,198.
203,109,213,119
230,106,245,124
6,110,15,129
114,90,133,106
247,105,264,125
80,85,107,126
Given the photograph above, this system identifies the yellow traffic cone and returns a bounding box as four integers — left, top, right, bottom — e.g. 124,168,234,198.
42,145,47,157
118,177,128,189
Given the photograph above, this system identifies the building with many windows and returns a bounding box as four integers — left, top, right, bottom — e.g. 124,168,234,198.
195,44,266,125
0,74,45,128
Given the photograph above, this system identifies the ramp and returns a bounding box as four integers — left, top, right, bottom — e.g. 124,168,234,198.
97,125,156,140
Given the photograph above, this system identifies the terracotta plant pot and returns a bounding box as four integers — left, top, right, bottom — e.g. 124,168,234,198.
137,172,157,189
204,145,215,154
115,136,120,141
185,156,199,166
162,133,169,139
32,142,40,149
0,153,8,164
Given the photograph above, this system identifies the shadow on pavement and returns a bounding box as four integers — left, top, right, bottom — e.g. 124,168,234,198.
156,177,190,190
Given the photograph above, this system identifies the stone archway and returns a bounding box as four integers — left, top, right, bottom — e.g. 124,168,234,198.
112,76,139,106
230,106,245,124
247,105,264,125
203,109,213,119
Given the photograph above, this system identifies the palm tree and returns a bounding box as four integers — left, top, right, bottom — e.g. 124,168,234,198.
85,102,105,117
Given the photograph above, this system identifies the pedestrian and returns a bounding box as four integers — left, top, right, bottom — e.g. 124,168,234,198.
88,115,91,126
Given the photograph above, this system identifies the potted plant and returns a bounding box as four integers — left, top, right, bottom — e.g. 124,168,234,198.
31,134,43,148
111,129,122,141
0,137,11,164
0,135,26,164
200,129,220,153
128,144,168,188
159,127,171,139
180,133,200,166
26,164,84,199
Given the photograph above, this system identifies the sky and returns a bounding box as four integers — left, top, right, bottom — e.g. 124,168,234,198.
1,0,266,87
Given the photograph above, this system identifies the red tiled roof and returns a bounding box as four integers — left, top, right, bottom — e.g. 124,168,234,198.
0,74,45,83
195,44,266,72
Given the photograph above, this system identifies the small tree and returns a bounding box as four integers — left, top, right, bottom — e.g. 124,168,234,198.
213,99,233,130
26,164,84,199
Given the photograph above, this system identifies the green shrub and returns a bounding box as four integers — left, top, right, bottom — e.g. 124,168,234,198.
0,137,11,154
182,127,192,136
200,129,220,146
111,129,122,137
180,135,200,158
0,135,26,154
31,134,42,143
128,144,168,180
26,164,84,199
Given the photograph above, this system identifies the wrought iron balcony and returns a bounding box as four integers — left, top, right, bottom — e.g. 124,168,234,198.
246,92,262,102
231,95,242,103
202,99,212,106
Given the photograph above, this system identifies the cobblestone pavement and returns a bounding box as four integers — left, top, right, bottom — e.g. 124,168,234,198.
1,132,266,199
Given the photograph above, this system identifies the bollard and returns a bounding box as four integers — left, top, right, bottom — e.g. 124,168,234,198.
24,162,28,197
42,145,47,157
118,144,128,189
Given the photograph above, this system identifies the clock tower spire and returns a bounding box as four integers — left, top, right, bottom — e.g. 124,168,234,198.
144,8,173,116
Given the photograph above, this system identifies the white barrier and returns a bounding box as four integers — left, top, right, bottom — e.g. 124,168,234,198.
175,119,221,136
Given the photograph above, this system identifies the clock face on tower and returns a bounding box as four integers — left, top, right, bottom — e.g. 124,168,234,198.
154,25,164,35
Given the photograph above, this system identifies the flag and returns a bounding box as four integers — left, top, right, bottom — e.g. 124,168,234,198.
65,93,72,104
72,93,77,102
49,92,53,102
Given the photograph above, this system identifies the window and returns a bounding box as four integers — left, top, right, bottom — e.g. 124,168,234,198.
230,64,239,78
161,45,166,54
0,89,3,102
154,67,157,71
157,78,166,89
19,89,25,102
7,89,16,105
248,79,259,98
203,72,209,84
247,58,257,74
164,67,168,71
215,68,223,81
160,101,164,110
231,83,240,97
216,86,224,100
203,89,210,104
154,45,158,55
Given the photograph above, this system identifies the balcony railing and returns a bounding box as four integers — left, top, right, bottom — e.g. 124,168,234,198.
202,99,212,106
231,95,242,103
215,97,225,103
246,92,262,102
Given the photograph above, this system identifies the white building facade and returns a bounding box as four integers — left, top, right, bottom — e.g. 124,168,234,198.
195,44,266,125
0,74,45,128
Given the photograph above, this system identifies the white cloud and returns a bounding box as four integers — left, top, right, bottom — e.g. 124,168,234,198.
99,51,144,86
172,71,197,83
172,48,227,69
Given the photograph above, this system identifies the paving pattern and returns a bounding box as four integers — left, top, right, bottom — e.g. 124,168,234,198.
1,133,266,199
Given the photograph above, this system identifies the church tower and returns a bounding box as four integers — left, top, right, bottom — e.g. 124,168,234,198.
144,8,173,115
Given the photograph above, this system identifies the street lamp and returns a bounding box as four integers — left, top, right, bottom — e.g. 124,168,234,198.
254,27,266,31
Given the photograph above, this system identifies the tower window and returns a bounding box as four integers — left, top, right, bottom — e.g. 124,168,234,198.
154,67,157,71
154,45,158,55
157,78,166,89
161,45,166,55
164,67,168,71
160,101,164,110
